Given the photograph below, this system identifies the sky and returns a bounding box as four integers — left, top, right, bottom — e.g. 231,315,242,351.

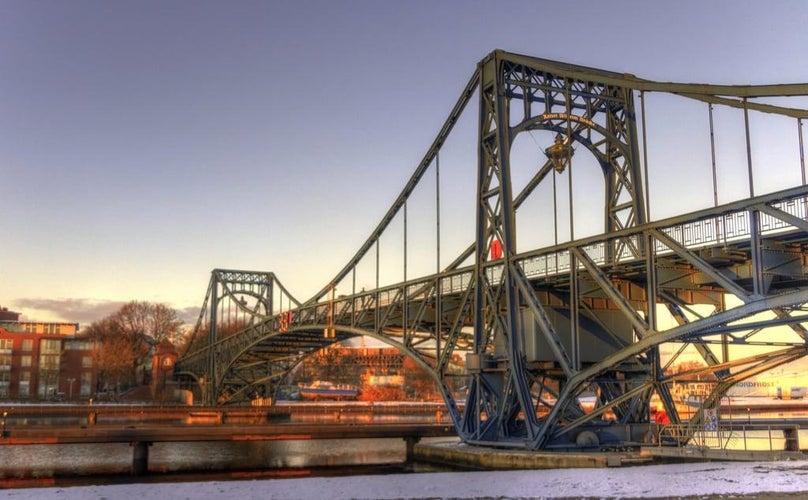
9,458,808,499
2,1,808,326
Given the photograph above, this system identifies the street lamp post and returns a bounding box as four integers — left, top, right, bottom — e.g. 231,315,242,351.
199,377,206,406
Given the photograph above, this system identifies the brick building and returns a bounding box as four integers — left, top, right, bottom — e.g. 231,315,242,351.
0,307,94,400
151,339,179,401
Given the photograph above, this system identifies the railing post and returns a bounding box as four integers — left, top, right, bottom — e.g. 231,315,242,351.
743,425,748,451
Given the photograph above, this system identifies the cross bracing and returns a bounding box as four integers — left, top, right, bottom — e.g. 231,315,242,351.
176,50,808,450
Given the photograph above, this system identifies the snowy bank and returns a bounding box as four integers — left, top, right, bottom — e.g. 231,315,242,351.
4,460,808,499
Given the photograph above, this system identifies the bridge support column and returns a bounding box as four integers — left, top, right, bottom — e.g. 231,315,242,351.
404,436,420,462
131,441,152,476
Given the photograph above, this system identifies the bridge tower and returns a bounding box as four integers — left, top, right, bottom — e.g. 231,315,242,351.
181,269,299,405
466,51,648,446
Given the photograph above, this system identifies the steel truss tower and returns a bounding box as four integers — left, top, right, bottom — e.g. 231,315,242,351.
182,269,301,405
464,50,808,449
467,51,648,447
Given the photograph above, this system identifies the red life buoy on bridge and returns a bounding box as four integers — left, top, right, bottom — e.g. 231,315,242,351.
490,239,503,260
279,311,293,332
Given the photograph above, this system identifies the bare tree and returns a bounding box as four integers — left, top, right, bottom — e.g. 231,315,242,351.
150,303,186,345
83,301,185,392
292,345,357,386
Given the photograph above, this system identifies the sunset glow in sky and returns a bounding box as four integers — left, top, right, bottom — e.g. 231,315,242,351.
2,1,808,326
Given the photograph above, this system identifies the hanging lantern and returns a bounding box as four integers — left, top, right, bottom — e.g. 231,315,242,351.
544,134,573,173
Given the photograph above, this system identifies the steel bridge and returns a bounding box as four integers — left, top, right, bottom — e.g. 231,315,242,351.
176,50,808,450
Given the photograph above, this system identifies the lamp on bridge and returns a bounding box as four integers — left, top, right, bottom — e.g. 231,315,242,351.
544,134,574,173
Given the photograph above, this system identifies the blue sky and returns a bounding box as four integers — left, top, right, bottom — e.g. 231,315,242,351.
2,0,807,325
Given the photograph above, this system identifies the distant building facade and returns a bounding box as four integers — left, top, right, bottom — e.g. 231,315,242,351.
0,307,20,321
0,307,95,400
348,347,406,387
151,339,179,400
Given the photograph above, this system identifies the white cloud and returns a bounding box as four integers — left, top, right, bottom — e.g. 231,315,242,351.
13,298,198,327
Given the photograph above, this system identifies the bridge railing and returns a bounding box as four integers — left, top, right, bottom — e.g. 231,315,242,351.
298,191,808,337
660,198,804,250
656,423,801,452
309,191,808,336
515,192,808,281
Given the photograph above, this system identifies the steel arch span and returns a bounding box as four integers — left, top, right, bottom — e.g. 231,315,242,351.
177,50,808,450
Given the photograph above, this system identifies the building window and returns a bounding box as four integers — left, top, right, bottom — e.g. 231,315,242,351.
82,356,93,368
0,354,11,370
41,339,61,354
39,354,59,371
66,340,93,351
38,339,60,399
0,371,9,397
18,371,30,397
80,372,92,396
21,355,32,368
22,339,33,351
0,339,13,350
37,373,58,398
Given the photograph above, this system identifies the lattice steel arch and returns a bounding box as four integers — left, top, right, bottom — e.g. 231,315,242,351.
504,53,647,239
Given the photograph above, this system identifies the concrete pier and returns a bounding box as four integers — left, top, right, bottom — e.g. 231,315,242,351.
130,441,151,476
413,439,648,469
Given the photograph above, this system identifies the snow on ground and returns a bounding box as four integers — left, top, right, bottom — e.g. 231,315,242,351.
4,460,808,499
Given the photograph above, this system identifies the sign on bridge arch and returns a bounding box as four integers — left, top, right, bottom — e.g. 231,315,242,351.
538,112,596,128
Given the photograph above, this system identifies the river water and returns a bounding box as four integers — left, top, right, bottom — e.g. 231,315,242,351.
0,403,463,488
3,405,807,489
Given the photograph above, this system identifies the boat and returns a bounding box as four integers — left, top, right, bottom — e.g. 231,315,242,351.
298,381,358,401
669,371,808,417
725,367,807,401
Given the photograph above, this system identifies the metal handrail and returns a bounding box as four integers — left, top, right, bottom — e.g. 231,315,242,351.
656,423,801,452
